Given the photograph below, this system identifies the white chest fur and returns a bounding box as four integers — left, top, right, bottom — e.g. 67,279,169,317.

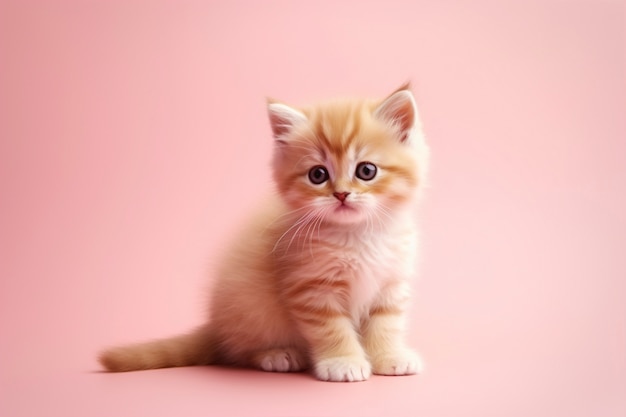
316,217,417,320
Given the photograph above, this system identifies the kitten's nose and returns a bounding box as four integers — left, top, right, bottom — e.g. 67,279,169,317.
333,191,350,202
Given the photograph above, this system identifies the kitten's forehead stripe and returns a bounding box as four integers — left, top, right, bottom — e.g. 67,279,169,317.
306,100,366,159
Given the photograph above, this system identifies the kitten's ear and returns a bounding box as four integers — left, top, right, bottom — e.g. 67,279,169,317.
267,99,307,142
374,84,419,143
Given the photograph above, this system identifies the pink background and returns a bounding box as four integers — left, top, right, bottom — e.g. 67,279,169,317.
1,1,625,416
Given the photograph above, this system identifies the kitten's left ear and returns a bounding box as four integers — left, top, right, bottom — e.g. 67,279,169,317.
267,99,307,142
374,84,419,143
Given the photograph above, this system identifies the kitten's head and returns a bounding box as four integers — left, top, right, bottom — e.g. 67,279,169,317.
268,84,429,226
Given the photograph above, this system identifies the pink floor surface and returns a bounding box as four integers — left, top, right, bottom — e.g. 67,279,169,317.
1,1,625,416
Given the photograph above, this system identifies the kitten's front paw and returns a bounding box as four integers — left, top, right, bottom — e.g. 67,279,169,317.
314,356,372,382
371,349,423,376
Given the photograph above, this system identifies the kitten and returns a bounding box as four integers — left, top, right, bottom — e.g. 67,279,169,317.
99,84,430,382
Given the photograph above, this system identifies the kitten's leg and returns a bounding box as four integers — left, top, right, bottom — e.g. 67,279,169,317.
292,306,371,382
251,348,307,372
362,285,423,376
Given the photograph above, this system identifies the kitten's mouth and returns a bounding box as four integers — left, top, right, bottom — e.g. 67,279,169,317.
329,202,365,224
334,203,356,212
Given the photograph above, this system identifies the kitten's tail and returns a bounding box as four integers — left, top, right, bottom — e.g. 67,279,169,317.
98,325,216,372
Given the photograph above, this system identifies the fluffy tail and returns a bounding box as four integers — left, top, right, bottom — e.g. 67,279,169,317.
98,326,215,372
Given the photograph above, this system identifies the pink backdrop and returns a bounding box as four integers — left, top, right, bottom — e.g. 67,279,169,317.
1,1,625,416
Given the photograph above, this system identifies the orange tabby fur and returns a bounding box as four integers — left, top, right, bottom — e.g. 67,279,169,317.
99,84,429,382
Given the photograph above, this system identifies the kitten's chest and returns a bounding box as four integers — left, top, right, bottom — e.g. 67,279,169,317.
322,228,416,311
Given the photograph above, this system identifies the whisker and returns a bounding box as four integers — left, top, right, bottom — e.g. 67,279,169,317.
316,206,328,243
310,206,331,258
285,208,320,254
272,208,317,253
301,208,319,255
376,204,395,222
366,210,374,236
263,203,319,234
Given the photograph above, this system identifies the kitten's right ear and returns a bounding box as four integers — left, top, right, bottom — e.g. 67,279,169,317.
267,100,307,142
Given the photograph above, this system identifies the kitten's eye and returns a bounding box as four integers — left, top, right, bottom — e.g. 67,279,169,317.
355,162,377,181
308,165,329,184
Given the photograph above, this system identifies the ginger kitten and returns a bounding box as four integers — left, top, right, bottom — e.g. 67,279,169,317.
99,84,430,382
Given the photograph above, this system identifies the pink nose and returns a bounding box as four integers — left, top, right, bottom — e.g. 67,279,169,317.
333,192,350,202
